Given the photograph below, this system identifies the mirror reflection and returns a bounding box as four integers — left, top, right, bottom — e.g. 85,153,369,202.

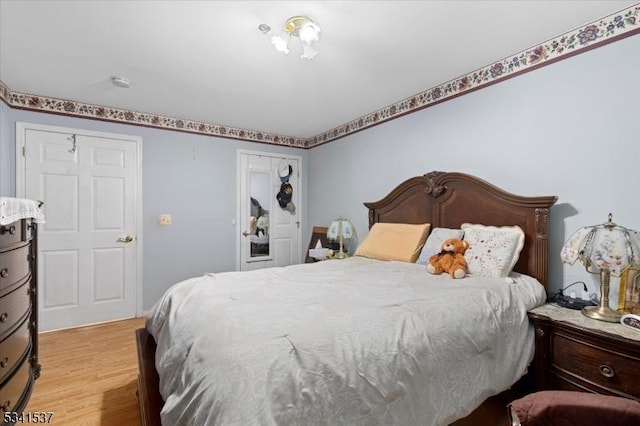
249,171,270,258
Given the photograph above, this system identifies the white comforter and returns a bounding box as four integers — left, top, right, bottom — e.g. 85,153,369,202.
147,257,546,426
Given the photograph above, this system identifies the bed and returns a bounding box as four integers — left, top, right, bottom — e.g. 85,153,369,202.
136,171,557,425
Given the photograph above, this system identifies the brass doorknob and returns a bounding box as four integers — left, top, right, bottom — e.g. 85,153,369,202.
117,235,134,243
242,230,250,237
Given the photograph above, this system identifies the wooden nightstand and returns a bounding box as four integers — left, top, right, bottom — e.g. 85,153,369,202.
528,304,640,401
305,226,340,263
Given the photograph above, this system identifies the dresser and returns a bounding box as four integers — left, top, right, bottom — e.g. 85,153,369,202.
0,218,40,417
528,303,640,400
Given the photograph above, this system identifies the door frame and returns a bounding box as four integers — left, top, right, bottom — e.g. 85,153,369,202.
236,149,303,271
14,121,144,318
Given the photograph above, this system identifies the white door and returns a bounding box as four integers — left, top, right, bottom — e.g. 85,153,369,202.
238,151,301,271
17,124,141,331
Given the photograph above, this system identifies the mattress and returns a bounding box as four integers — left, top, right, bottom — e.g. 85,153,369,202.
147,256,546,425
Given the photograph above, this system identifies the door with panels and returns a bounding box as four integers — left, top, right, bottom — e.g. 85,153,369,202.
238,151,302,271
17,123,141,331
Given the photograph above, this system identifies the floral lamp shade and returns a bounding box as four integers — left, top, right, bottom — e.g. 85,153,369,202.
561,214,640,322
561,223,640,276
327,217,354,259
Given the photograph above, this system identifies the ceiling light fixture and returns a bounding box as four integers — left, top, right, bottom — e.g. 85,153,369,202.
268,16,321,60
111,76,131,88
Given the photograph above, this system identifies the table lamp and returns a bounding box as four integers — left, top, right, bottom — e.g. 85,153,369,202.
561,213,640,322
327,217,354,259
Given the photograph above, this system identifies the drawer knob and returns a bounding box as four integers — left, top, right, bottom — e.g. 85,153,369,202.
0,399,10,411
599,364,615,378
0,313,7,323
0,357,7,368
0,225,16,235
0,268,8,278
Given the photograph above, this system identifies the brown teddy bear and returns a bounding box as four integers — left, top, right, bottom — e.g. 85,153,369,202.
427,238,470,279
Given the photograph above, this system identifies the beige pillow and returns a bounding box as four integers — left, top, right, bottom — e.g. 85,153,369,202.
355,223,430,262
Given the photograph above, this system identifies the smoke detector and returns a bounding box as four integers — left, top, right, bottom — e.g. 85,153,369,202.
111,76,131,88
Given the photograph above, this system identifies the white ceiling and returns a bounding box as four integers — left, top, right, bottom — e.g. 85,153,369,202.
0,1,637,139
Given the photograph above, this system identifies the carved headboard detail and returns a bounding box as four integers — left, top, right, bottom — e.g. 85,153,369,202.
364,171,557,289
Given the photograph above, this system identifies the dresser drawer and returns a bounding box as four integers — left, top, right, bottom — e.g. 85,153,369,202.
0,245,31,296
551,331,640,397
0,221,27,249
0,283,31,341
0,318,30,384
0,357,31,415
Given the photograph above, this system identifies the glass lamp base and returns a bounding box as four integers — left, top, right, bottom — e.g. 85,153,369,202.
582,305,622,323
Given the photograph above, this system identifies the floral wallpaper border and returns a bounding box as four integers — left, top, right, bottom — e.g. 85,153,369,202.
1,4,638,149
0,80,306,148
308,4,640,148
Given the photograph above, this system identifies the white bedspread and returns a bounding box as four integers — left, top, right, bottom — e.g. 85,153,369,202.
147,257,546,426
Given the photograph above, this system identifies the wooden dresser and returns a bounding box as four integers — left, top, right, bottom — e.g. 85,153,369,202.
0,218,40,417
529,303,640,400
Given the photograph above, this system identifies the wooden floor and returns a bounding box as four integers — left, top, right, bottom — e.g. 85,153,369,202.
25,317,145,425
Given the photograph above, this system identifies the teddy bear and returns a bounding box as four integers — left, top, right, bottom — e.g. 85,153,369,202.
426,238,470,279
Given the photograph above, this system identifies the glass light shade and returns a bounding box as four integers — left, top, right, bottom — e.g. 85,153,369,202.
298,22,320,44
298,22,320,59
561,215,640,276
327,217,353,259
270,34,290,54
328,218,353,239
300,43,318,60
561,214,640,322
341,221,353,239
269,16,320,59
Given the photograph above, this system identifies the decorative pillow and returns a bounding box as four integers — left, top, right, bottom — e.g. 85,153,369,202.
415,227,465,265
355,223,430,263
461,223,525,280
509,391,640,426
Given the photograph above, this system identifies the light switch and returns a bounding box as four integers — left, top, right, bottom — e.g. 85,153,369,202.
159,214,172,225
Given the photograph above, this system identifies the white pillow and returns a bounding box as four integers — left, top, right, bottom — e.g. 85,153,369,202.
461,223,525,281
415,227,465,265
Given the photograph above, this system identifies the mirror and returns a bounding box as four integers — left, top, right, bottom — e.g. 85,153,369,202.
249,171,270,258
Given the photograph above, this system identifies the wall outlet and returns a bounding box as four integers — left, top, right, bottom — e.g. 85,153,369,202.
159,214,172,225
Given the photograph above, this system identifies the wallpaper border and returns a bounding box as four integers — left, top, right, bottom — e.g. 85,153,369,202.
1,4,639,149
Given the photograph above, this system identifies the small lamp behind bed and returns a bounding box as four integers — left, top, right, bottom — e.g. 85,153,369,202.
561,213,640,322
327,217,354,259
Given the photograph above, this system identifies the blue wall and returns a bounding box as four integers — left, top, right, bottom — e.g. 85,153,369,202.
308,34,640,297
0,107,308,308
2,33,639,308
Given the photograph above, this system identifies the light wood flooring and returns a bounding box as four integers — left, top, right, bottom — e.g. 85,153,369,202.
25,317,146,425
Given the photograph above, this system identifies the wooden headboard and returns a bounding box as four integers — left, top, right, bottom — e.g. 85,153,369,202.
364,171,557,290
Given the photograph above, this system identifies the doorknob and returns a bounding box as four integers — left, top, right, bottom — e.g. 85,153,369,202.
117,235,134,243
242,230,250,237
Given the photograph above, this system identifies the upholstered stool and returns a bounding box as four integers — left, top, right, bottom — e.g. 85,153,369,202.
508,390,640,426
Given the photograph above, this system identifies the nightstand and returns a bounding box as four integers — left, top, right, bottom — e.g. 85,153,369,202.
528,304,640,401
305,226,340,263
